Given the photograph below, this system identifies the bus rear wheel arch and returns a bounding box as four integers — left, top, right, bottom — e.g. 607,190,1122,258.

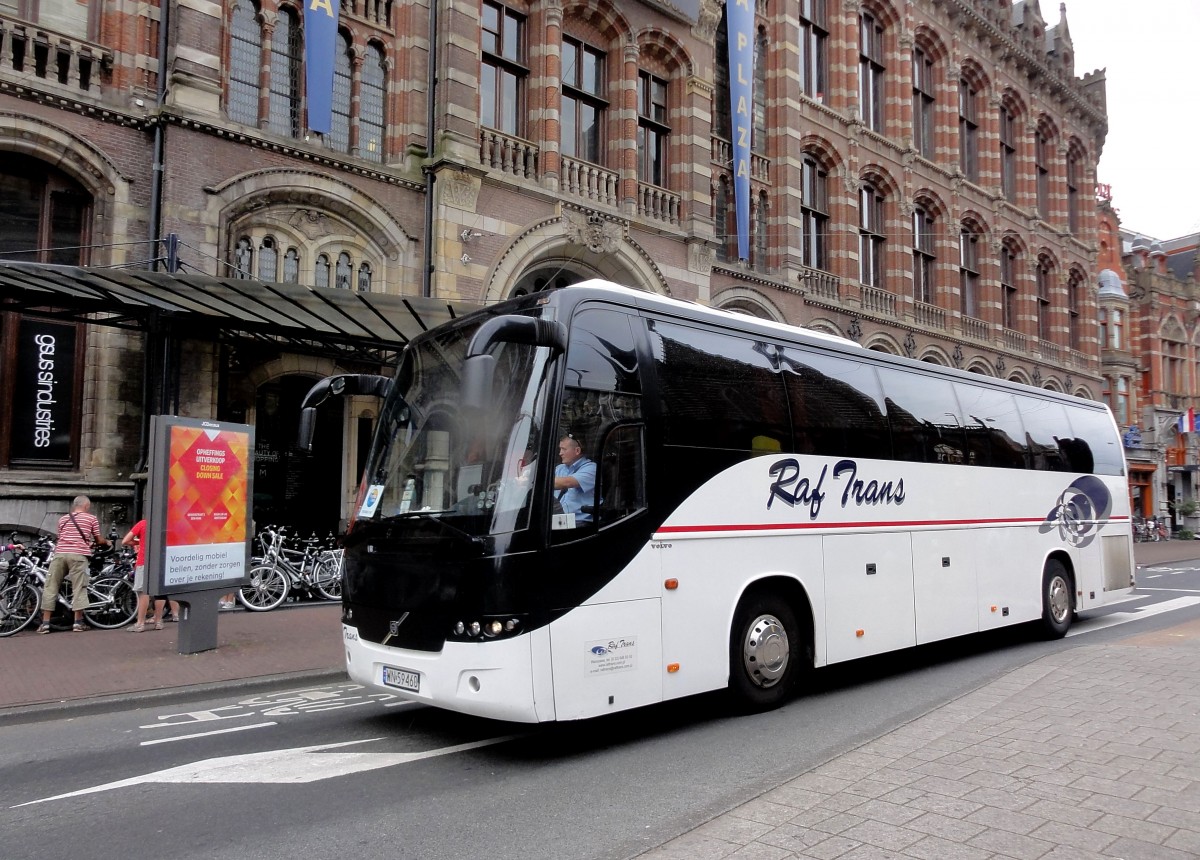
728,585,811,711
1040,557,1074,639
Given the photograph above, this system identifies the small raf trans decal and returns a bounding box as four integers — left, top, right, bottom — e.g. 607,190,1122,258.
586,637,637,676
1040,476,1112,548
767,458,905,518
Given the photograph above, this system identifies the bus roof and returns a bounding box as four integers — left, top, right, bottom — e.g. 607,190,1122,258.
562,279,862,349
550,280,1109,414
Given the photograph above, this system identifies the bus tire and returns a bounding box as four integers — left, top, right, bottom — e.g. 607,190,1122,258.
728,592,802,711
1040,559,1073,639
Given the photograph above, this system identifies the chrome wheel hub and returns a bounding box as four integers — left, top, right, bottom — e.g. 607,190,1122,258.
742,614,789,688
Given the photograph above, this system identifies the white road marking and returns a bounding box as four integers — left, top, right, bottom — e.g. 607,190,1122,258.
139,722,277,746
1147,575,1163,579
1136,587,1200,594
15,736,520,807
1067,596,1200,638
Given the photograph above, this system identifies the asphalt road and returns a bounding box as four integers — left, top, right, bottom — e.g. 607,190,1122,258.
3,563,1199,860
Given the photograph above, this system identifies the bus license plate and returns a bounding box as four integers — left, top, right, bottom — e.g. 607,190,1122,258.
382,665,420,693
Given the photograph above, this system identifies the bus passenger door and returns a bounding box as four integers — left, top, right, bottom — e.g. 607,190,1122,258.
823,533,914,663
912,531,979,643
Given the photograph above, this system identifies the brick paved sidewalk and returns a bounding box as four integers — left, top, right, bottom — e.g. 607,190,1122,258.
0,603,344,716
638,617,1200,860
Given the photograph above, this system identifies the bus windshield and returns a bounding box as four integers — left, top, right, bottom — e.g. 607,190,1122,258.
354,312,551,538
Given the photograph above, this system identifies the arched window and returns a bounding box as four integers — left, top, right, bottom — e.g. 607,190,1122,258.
753,27,767,153
315,253,331,289
798,0,827,99
859,11,885,132
859,180,885,288
330,31,353,154
336,252,353,289
800,154,827,271
959,225,980,317
561,35,606,163
1036,123,1053,216
258,236,278,280
360,43,387,162
481,2,526,137
282,247,300,283
1001,242,1019,330
958,76,979,181
753,190,769,272
268,7,302,138
358,261,372,292
912,45,935,157
714,175,730,262
1067,147,1082,234
912,203,936,304
228,0,260,126
1068,269,1084,350
1036,255,1054,341
999,100,1018,202
637,71,669,187
234,237,253,278
714,12,731,140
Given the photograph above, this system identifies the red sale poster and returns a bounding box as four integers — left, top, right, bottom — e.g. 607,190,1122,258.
166,425,250,547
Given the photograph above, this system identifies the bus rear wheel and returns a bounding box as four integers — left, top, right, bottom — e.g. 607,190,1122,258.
1040,559,1073,639
729,593,802,711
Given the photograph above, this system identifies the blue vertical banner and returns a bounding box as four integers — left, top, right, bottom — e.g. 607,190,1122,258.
304,0,340,134
726,0,754,260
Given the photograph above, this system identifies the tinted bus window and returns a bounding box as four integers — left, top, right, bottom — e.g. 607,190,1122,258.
953,384,1028,469
876,367,968,464
779,347,889,458
1066,406,1123,476
650,320,789,453
565,308,640,393
1017,397,1073,471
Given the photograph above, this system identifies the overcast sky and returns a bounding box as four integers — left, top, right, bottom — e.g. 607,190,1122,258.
1055,0,1200,240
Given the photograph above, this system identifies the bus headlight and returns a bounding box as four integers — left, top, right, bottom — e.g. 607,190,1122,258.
448,616,523,642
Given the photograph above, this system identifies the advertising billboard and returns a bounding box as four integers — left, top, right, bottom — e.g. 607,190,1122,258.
147,416,254,595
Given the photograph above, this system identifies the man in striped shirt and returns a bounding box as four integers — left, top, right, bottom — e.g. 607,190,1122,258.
37,495,111,634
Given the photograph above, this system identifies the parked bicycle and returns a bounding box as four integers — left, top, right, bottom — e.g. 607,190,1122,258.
0,539,138,636
238,526,343,612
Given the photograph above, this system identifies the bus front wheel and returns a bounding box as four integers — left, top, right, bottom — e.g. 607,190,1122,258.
1040,559,1073,639
729,593,802,710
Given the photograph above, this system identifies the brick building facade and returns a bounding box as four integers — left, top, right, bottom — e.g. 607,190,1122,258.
0,0,1110,535
1096,196,1200,532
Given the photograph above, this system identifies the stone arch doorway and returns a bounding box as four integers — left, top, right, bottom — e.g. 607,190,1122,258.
252,375,344,535
509,264,592,297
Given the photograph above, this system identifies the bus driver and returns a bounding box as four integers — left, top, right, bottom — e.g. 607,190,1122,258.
553,434,597,523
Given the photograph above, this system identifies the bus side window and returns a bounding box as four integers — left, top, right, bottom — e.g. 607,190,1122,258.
1018,398,1072,471
954,384,1027,469
595,423,646,526
779,348,888,459
876,368,967,465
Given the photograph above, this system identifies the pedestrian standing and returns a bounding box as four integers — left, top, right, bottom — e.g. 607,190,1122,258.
38,495,110,634
122,518,180,631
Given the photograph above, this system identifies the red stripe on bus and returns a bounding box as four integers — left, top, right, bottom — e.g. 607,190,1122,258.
655,516,1114,535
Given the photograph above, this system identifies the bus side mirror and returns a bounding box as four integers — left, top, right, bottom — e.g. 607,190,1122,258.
462,354,497,411
297,406,319,452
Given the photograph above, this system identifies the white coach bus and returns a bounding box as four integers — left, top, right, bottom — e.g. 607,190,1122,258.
301,281,1134,722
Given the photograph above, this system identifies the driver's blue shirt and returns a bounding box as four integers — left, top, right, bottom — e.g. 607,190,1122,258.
555,457,597,521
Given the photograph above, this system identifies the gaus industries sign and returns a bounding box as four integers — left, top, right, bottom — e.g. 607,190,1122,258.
10,318,78,465
146,416,254,594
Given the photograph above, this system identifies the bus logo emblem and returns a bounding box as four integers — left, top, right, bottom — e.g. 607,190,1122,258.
1041,476,1111,548
381,612,410,647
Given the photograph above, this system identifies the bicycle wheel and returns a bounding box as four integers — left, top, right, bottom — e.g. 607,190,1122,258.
313,556,342,601
239,565,289,611
83,577,138,629
0,582,40,637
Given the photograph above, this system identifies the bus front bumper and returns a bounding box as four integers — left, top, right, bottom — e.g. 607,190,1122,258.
342,624,543,723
